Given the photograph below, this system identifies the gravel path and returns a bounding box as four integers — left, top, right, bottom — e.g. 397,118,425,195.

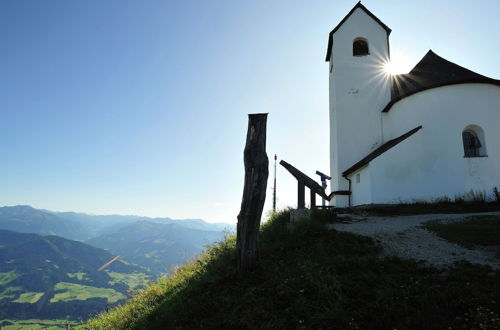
328,212,500,269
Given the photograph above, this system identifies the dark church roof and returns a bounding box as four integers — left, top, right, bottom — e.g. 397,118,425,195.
325,2,391,62
343,126,422,177
342,52,499,178
383,50,500,112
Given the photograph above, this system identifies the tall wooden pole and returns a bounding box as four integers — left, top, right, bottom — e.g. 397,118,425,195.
273,154,277,212
236,113,269,272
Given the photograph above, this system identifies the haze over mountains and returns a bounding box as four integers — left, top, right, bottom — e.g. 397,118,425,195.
0,205,231,241
0,205,232,322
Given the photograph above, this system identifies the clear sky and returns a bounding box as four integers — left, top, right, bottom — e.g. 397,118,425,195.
1,0,499,223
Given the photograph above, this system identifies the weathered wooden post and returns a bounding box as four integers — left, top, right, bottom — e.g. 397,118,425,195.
236,113,269,272
310,190,316,209
297,181,305,209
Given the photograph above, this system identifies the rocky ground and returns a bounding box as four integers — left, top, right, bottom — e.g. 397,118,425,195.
329,211,500,269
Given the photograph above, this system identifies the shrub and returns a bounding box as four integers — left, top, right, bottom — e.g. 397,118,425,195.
311,207,337,223
493,187,500,204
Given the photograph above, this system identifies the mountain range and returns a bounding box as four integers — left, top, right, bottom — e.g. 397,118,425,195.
0,229,151,320
0,205,233,322
0,205,231,241
0,205,232,275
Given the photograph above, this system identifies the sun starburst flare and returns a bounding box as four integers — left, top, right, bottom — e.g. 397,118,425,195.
383,57,411,75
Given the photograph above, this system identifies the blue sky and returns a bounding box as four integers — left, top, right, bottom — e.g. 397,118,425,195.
1,0,499,223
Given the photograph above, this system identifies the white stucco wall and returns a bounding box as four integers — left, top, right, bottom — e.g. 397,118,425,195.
365,84,500,204
329,8,391,207
350,166,372,205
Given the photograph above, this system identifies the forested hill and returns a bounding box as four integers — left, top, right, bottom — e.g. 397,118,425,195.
0,229,151,320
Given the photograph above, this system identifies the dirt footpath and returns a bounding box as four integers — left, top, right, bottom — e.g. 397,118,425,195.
328,212,500,269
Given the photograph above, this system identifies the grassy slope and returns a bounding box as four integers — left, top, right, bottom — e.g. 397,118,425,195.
106,272,150,290
0,319,78,330
424,215,500,248
347,201,500,216
12,292,44,304
50,282,125,304
0,287,22,300
0,271,18,286
87,211,500,330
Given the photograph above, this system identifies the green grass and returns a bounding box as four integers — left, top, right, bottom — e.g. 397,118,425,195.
342,190,500,216
106,271,150,290
87,211,500,330
144,250,161,258
50,282,126,303
0,271,19,286
0,319,78,330
67,272,88,281
0,287,23,300
424,215,500,248
12,292,44,304
346,200,500,216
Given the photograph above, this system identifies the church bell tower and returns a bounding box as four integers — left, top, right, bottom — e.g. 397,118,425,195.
326,3,392,206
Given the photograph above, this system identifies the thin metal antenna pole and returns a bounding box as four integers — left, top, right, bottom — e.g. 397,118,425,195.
273,154,277,211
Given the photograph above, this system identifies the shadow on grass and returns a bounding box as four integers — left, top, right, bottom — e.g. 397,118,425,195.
424,215,500,251
344,201,500,217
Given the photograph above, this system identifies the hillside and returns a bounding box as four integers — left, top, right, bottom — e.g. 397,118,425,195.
0,230,151,321
87,210,500,330
86,221,226,275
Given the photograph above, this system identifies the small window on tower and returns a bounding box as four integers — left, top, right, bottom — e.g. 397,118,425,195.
353,38,369,56
356,173,361,183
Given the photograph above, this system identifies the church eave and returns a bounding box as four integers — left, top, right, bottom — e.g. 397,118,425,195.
382,80,500,113
342,126,423,177
325,2,391,62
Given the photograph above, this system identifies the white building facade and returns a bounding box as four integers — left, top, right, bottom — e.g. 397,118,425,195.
327,3,500,207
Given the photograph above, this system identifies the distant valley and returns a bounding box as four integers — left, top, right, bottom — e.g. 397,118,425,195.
86,221,225,274
0,205,233,323
0,229,151,320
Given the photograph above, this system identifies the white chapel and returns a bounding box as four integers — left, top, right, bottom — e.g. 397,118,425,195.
327,3,500,207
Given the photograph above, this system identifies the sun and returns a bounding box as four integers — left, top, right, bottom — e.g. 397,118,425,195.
383,57,411,75
383,61,397,75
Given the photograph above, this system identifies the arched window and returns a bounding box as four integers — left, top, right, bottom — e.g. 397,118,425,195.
353,38,369,56
462,125,487,157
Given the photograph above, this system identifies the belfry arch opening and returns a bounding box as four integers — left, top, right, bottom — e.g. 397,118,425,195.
353,38,369,56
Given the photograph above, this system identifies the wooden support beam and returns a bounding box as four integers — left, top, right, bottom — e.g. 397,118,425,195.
297,181,305,209
310,190,316,209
